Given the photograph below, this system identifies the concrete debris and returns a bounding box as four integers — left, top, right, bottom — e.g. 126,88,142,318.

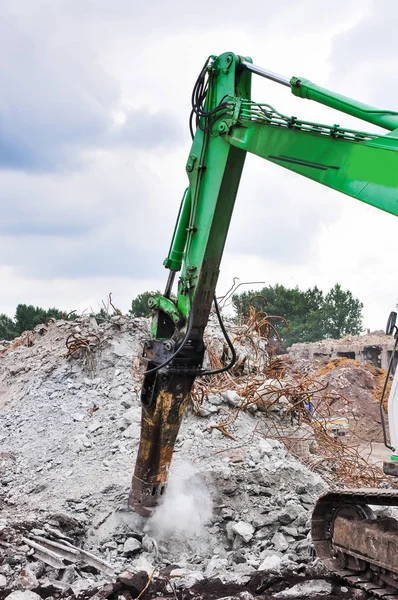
258,555,282,572
122,537,142,556
118,569,148,592
0,314,379,599
17,568,38,590
5,593,42,600
222,390,242,407
273,579,332,598
271,532,289,552
232,521,255,543
23,534,114,575
289,330,393,371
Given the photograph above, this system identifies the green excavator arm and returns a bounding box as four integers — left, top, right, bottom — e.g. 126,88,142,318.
129,52,398,516
226,102,398,216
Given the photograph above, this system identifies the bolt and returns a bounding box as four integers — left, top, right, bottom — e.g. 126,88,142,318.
187,154,196,172
218,122,228,133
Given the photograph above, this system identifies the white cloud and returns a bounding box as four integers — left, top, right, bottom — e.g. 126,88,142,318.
0,0,396,332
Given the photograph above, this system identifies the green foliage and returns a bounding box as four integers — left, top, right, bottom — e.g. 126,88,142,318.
0,314,18,341
232,283,363,347
14,304,66,335
14,304,70,335
0,304,75,341
129,291,161,318
322,284,363,339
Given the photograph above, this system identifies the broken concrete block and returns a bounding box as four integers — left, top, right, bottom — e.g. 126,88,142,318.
205,557,228,578
280,525,299,538
278,502,305,525
121,407,140,429
5,593,42,600
258,439,274,456
232,521,255,543
87,421,102,433
221,390,241,407
257,555,282,572
271,532,289,552
17,567,39,590
60,566,79,584
207,393,223,405
131,555,155,575
254,511,279,528
123,537,142,556
121,398,133,409
273,579,332,598
226,521,236,541
72,413,85,422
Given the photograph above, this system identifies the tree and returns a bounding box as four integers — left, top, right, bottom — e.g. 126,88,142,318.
232,284,325,346
0,305,74,341
14,304,47,334
14,304,72,336
129,291,160,318
322,284,363,339
232,283,363,347
0,314,17,341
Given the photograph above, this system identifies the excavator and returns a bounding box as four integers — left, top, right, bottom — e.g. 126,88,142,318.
128,52,398,596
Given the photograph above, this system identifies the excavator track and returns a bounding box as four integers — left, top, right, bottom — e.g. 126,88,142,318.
312,489,398,598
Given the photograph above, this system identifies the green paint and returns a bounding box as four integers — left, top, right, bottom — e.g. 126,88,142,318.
164,188,192,272
291,77,398,131
148,294,183,337
226,117,398,217
164,52,252,327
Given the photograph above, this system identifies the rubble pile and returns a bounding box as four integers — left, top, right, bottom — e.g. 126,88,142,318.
286,353,388,443
200,318,391,487
0,315,387,599
288,331,395,369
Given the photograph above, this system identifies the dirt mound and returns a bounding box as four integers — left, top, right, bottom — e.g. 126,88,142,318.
316,357,383,440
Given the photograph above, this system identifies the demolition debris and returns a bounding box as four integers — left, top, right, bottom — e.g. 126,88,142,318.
0,314,394,599
289,330,398,372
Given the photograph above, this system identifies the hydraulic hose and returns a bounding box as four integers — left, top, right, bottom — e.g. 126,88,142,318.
199,294,237,376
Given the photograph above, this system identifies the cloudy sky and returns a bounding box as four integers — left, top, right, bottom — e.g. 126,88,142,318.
0,0,397,329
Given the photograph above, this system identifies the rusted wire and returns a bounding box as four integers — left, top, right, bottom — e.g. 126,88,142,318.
65,332,103,375
193,302,394,489
108,292,125,317
218,279,266,310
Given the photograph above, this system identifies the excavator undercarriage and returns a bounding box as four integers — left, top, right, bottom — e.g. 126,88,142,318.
312,489,398,598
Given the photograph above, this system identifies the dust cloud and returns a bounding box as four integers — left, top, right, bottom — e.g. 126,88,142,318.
146,461,213,542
